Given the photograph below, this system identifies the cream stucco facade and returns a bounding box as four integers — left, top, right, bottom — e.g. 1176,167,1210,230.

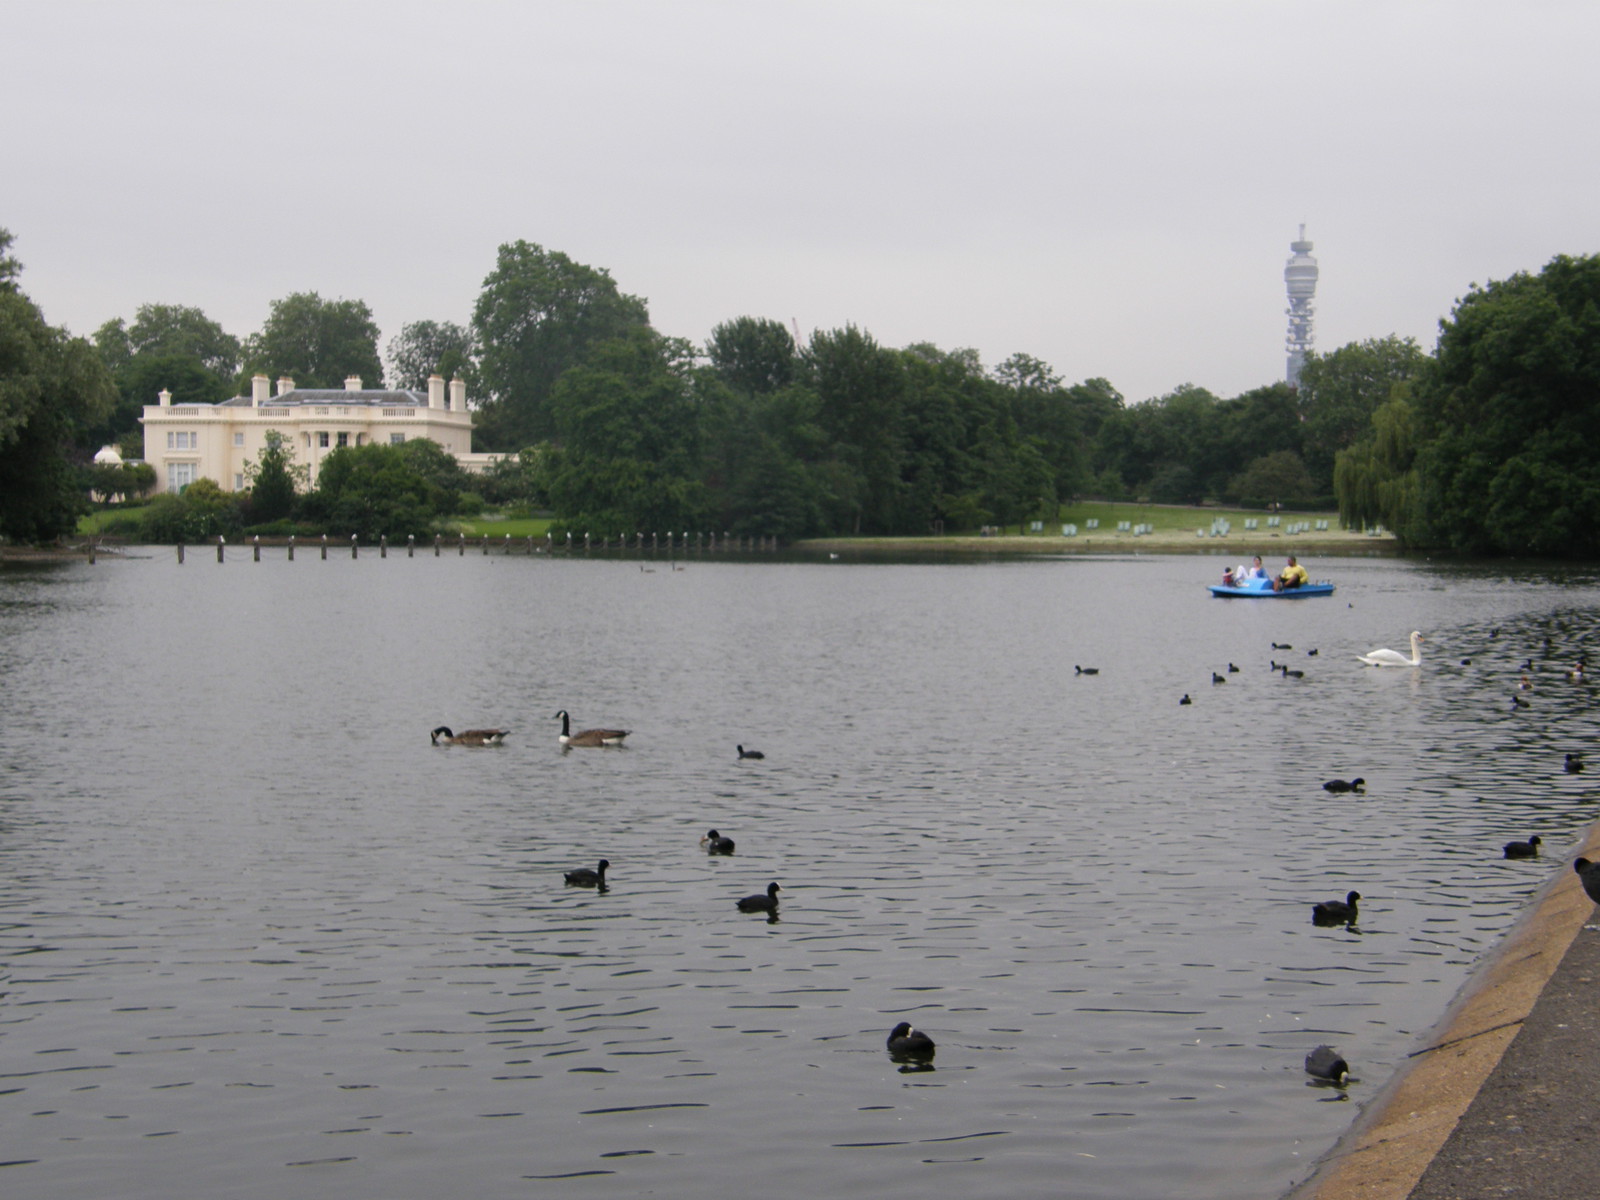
140,373,499,494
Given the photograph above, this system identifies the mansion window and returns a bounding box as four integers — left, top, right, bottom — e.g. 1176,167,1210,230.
167,431,198,450
168,462,197,492
234,432,245,447
337,432,349,447
390,432,406,445
318,432,330,448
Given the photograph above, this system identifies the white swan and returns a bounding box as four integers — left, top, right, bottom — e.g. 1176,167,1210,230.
1358,631,1424,667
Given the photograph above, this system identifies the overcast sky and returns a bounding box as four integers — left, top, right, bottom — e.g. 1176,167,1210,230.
7,1,1598,404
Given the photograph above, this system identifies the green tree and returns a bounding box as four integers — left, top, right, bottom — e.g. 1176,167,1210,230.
240,292,383,390
707,317,797,395
1228,450,1316,508
301,440,474,540
0,228,118,541
544,328,707,534
1411,254,1600,555
471,241,651,450
1334,391,1421,533
1296,336,1427,496
803,325,905,533
242,430,304,523
127,304,241,378
386,319,474,391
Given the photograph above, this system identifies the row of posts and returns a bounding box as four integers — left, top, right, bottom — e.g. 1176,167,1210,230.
174,531,783,563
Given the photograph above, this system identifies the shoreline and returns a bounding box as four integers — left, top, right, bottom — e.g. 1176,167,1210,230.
1287,818,1600,1200
796,530,1400,557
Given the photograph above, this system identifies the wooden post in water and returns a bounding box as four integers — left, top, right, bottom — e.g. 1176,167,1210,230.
217,536,225,563
177,543,185,563
253,536,261,562
287,535,295,561
458,533,465,557
87,541,96,564
504,533,511,555
321,534,328,560
351,534,358,559
434,534,441,557
380,535,387,558
408,534,415,558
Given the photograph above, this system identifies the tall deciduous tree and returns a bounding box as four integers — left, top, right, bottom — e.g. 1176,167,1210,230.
1411,254,1600,556
240,292,383,390
471,241,650,450
0,228,118,540
386,319,475,391
543,328,706,534
707,317,797,395
1295,335,1427,496
127,304,241,378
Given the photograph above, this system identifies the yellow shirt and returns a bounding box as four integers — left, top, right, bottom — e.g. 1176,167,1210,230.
1280,562,1309,586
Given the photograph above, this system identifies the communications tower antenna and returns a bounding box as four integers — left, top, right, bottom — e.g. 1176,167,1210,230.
1284,224,1319,386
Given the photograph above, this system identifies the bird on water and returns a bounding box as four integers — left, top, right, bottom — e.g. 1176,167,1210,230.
886,1021,936,1060
737,882,781,913
1305,1044,1349,1085
737,744,764,760
701,829,736,855
564,859,610,887
1357,631,1425,668
1504,836,1541,859
430,726,510,746
1312,891,1361,926
1322,778,1365,794
554,710,630,747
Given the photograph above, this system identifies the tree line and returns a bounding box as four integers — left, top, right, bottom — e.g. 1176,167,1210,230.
3,222,1598,555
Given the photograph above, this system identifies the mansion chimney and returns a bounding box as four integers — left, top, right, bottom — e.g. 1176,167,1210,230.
251,374,269,406
276,376,295,397
427,374,445,410
448,378,466,412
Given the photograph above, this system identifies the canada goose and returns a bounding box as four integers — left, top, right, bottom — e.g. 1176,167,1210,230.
1512,694,1531,710
1212,672,1226,685
1358,631,1424,667
1322,778,1365,793
1227,663,1240,673
1312,891,1361,925
1503,835,1542,859
737,744,764,760
564,859,610,887
701,829,736,855
1272,642,1293,650
886,1021,936,1059
736,881,781,913
1280,665,1305,679
431,726,510,746
1575,858,1600,904
554,709,629,747
1179,693,1192,705
1075,665,1099,675
1305,1044,1349,1084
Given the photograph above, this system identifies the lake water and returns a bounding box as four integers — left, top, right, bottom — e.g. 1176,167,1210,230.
4,548,1599,1200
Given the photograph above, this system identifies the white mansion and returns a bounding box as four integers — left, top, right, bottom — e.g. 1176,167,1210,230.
140,373,500,494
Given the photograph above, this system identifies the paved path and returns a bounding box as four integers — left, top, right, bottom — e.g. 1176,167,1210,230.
1290,824,1600,1200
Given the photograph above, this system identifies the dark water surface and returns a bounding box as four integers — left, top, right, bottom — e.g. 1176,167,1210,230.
4,551,1599,1200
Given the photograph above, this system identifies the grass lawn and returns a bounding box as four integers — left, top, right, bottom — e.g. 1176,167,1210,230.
983,502,1339,538
456,515,554,538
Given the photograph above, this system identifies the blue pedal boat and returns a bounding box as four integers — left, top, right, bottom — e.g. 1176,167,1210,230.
1208,576,1335,599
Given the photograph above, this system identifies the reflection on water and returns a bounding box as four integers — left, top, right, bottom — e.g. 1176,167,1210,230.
3,552,1600,1200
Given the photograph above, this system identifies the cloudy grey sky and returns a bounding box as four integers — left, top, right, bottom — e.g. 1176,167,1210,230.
6,1,1597,404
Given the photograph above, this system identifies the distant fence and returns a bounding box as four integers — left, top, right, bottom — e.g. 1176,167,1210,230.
168,531,782,564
